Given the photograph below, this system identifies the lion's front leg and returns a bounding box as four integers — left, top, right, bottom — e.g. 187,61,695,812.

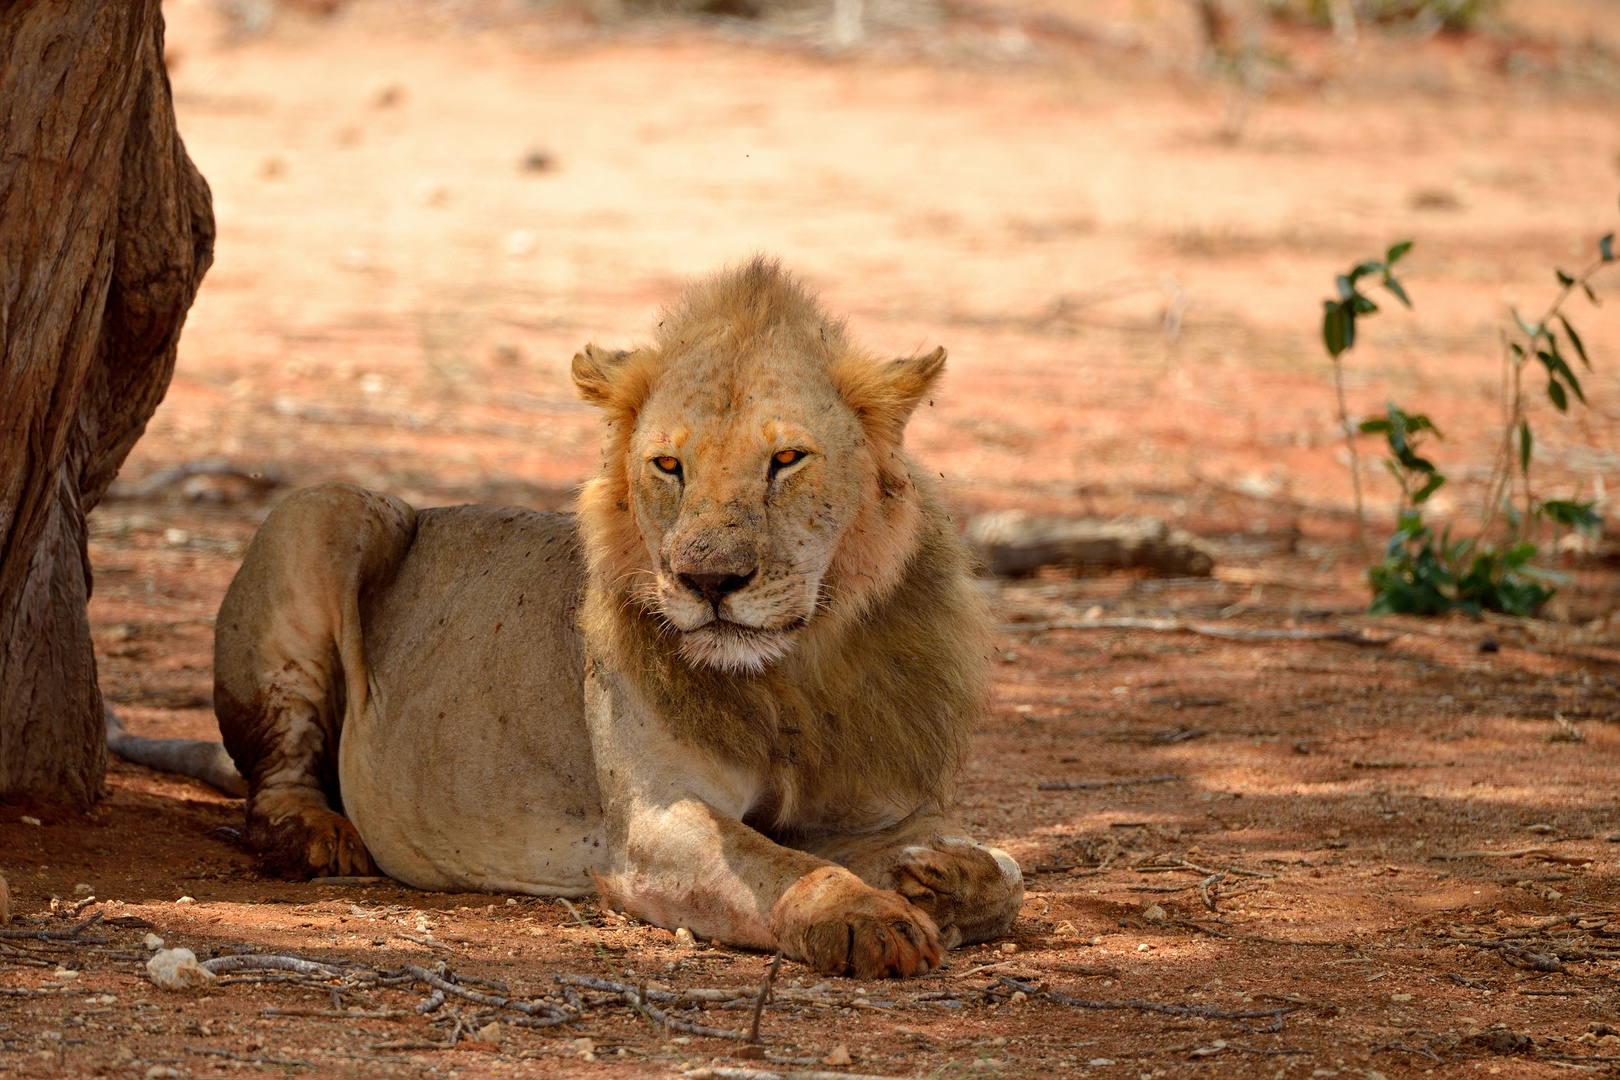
586,668,940,979
800,821,1024,951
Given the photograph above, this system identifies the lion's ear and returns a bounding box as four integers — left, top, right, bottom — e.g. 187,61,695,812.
572,344,657,414
831,346,947,440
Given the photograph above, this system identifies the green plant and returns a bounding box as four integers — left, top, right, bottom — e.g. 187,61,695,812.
1261,0,1500,33
1336,211,1616,618
1477,232,1616,552
1320,240,1412,553
1360,404,1554,616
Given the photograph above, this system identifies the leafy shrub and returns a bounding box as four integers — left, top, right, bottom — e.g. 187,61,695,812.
1262,0,1500,33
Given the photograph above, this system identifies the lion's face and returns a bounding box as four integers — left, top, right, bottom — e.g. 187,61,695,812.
628,359,871,673
573,261,945,675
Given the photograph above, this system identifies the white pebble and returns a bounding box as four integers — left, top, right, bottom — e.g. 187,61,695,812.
142,933,165,950
145,948,216,990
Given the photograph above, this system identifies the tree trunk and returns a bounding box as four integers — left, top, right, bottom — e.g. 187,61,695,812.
0,0,214,807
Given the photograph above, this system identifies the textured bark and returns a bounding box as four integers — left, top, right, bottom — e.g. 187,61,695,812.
0,0,214,807
964,512,1216,579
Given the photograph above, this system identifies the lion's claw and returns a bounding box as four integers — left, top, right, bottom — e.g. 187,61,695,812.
773,866,942,978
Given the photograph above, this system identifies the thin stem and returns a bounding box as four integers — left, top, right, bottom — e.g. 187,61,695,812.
1332,355,1368,558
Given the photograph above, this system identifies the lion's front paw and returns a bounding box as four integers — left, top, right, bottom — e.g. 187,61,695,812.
890,839,1023,948
772,867,941,979
248,801,376,879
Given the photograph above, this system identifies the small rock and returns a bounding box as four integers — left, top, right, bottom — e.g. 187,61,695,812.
1142,903,1167,923
1389,993,1412,1003
1088,1059,1117,1067
73,883,93,895
174,896,196,905
21,815,41,826
1465,1030,1534,1055
823,1045,852,1066
476,1022,502,1044
674,926,697,947
1478,636,1500,654
142,933,165,950
1009,990,1028,1003
145,1067,179,1079
570,1037,594,1056
505,897,518,906
145,948,216,990
52,967,80,980
1000,942,1018,954
1526,823,1555,834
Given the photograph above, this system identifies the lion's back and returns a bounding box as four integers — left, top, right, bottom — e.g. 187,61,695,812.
339,505,605,895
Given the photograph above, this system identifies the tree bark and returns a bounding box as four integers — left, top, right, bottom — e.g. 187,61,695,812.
0,0,214,807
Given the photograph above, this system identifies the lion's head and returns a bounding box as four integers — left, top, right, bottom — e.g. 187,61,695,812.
573,259,946,674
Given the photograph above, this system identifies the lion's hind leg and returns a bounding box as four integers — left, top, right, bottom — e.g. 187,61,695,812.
214,483,416,879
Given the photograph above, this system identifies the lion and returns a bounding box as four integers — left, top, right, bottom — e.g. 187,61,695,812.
201,258,1021,978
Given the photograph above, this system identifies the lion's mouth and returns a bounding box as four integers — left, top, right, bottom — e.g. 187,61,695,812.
676,617,806,674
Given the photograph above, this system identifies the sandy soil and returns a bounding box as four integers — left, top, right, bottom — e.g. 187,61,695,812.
5,1,1620,1077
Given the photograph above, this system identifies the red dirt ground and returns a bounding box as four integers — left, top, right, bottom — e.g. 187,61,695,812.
5,1,1620,1077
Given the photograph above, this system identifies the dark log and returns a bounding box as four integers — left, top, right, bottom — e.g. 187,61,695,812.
965,512,1215,578
0,0,214,807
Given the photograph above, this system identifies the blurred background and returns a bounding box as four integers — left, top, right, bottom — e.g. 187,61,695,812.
93,0,1620,725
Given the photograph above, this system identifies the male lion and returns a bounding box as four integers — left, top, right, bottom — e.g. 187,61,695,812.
211,259,1021,977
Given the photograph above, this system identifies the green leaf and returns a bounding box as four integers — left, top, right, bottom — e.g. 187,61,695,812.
1558,315,1590,369
1556,269,1575,287
1601,233,1615,262
1548,378,1568,411
1513,309,1543,341
1541,499,1604,536
1323,301,1351,357
1583,281,1600,305
1385,240,1413,265
1336,275,1356,302
1348,261,1384,284
1518,420,1532,472
1412,473,1447,505
1382,274,1411,308
1359,418,1392,434
1510,342,1525,359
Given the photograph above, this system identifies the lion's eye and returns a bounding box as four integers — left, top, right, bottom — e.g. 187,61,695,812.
770,449,805,472
653,456,682,477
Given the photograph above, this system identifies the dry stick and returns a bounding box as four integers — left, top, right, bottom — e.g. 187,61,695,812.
692,1069,916,1080
1038,774,1184,792
1002,618,1392,646
262,1007,407,1020
995,976,1299,1028
184,1046,314,1068
1199,872,1226,913
1331,352,1368,558
415,988,446,1015
199,955,352,978
0,911,108,944
401,964,572,1019
559,975,750,1040
748,953,782,1043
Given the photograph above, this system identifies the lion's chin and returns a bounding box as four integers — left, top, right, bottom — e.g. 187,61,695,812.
676,621,798,675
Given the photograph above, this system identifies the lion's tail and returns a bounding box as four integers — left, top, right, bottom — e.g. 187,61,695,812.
105,705,247,798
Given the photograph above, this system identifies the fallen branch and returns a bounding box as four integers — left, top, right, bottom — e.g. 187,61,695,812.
1038,774,1185,792
559,975,749,1040
200,954,351,979
402,964,571,1020
184,1046,313,1068
1435,847,1593,865
1002,617,1391,646
996,976,1299,1028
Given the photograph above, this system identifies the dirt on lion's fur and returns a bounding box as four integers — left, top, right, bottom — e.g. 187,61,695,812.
6,0,1620,1076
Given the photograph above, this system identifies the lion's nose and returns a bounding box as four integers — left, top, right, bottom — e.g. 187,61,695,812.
679,569,757,606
